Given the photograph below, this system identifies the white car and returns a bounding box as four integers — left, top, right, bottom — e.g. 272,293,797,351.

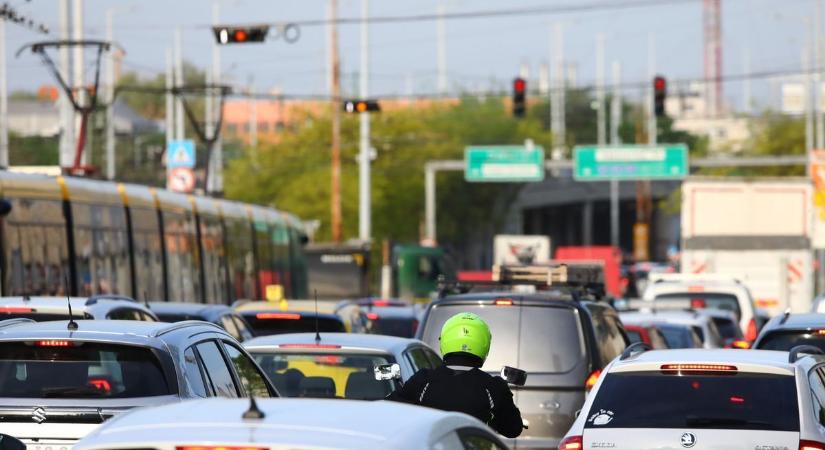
643,274,759,341
73,397,509,450
560,345,825,449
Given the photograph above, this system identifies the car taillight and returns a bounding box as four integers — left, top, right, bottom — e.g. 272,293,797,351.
278,344,341,349
690,298,706,309
34,340,75,347
800,440,825,450
745,318,758,342
559,435,583,450
585,369,601,392
366,312,379,320
660,364,737,373
494,298,514,306
0,306,33,313
730,339,751,349
256,313,300,320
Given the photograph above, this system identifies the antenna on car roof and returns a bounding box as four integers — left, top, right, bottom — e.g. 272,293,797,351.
313,289,321,344
142,290,150,309
242,396,265,420
780,307,792,325
63,274,78,331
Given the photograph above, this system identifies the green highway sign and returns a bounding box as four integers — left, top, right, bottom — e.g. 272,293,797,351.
573,144,689,181
465,146,545,182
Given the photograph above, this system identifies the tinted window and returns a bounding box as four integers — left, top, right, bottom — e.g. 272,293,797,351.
590,309,627,365
232,316,255,341
406,348,434,372
371,317,418,338
625,330,642,344
585,372,799,431
243,313,346,336
658,324,699,349
222,343,271,398
712,317,743,340
196,341,238,398
156,312,202,322
221,316,242,341
253,351,394,399
421,304,585,373
107,308,144,321
423,348,443,368
757,330,825,352
809,368,825,426
649,328,669,349
183,347,208,397
654,292,741,321
0,341,170,398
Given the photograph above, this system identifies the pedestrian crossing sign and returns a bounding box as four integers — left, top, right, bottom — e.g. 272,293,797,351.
167,140,195,169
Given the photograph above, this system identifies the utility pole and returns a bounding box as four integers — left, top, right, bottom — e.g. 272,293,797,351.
436,0,447,95
358,0,371,241
647,33,657,146
815,0,824,150
59,0,73,169
210,1,223,195
806,40,815,156
610,61,622,249
550,23,566,161
72,0,85,165
596,33,606,147
164,48,173,150
174,28,184,143
743,48,752,115
329,0,342,242
538,63,549,96
105,9,115,180
0,19,8,169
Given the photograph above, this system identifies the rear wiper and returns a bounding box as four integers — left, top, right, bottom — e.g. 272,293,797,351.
685,416,774,428
41,386,107,398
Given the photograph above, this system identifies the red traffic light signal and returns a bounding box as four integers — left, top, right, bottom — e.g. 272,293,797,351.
514,77,526,93
213,25,269,44
512,77,527,118
653,75,667,117
343,99,380,113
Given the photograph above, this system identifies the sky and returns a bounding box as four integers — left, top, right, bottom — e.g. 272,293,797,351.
2,0,819,111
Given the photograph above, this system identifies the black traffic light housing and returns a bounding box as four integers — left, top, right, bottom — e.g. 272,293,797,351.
212,25,269,44
653,75,667,117
342,99,380,113
513,77,526,118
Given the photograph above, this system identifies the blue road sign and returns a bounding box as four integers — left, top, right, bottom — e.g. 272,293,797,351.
167,140,196,169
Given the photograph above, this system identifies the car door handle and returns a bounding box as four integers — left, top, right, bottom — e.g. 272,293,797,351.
540,401,560,410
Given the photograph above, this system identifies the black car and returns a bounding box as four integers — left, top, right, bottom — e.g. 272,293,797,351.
149,302,255,342
416,291,629,448
753,312,825,351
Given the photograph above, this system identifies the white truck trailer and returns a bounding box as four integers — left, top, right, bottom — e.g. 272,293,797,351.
681,178,814,315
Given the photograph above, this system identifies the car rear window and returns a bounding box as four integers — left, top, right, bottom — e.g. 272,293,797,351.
712,317,743,340
252,351,394,400
0,308,92,321
658,325,697,349
584,371,799,431
420,303,585,373
654,292,741,321
0,341,171,398
625,330,642,344
156,312,203,322
757,330,825,352
370,317,418,338
243,313,346,336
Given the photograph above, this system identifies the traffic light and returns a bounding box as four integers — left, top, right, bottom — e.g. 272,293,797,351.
342,99,380,113
212,25,269,44
653,75,667,117
513,77,526,118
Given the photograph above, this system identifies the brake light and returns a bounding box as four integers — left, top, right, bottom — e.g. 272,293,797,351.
372,300,390,307
816,329,825,336
730,396,745,404
690,298,706,309
177,447,268,450
585,369,601,391
35,340,73,347
745,318,758,342
661,364,737,373
256,313,300,320
278,344,341,349
730,339,751,349
315,355,340,364
559,435,583,450
366,312,379,320
799,440,825,450
0,306,33,313
88,378,111,393
494,298,514,306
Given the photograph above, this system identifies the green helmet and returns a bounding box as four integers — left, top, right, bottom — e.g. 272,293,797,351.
439,312,492,361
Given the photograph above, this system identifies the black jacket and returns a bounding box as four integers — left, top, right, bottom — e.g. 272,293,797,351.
388,353,523,438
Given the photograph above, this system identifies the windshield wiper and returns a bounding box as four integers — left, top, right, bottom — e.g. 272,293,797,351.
41,386,107,398
685,416,775,429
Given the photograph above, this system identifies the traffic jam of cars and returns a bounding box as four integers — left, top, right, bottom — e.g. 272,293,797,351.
1,263,825,450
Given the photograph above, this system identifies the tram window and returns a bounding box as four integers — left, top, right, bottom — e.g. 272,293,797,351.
224,216,255,301
271,224,290,296
163,210,201,302
199,214,227,304
288,228,308,299
130,207,163,302
254,221,273,300
71,202,130,296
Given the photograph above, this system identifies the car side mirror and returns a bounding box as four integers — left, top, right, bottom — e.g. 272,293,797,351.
374,363,401,381
501,366,527,386
0,434,25,450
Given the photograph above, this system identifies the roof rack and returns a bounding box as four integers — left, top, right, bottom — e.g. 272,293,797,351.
789,344,825,363
85,294,138,306
0,318,35,330
619,342,652,360
492,263,604,287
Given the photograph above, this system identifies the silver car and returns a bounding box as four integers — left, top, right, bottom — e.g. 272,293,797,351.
243,332,441,399
0,295,157,321
0,319,276,448
561,346,825,449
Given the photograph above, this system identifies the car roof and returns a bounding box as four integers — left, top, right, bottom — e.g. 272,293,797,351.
244,332,425,354
644,280,748,297
0,296,151,315
0,319,223,347
75,398,485,450
610,349,797,376
235,300,343,314
148,302,232,321
619,310,707,326
763,313,825,331
363,305,419,318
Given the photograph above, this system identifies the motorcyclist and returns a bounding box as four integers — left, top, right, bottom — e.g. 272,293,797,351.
389,312,523,438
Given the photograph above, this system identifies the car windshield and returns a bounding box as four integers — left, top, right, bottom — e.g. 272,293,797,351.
420,303,585,373
252,351,394,400
654,292,741,321
0,341,171,398
243,313,346,336
585,371,799,431
657,324,697,348
757,330,825,352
